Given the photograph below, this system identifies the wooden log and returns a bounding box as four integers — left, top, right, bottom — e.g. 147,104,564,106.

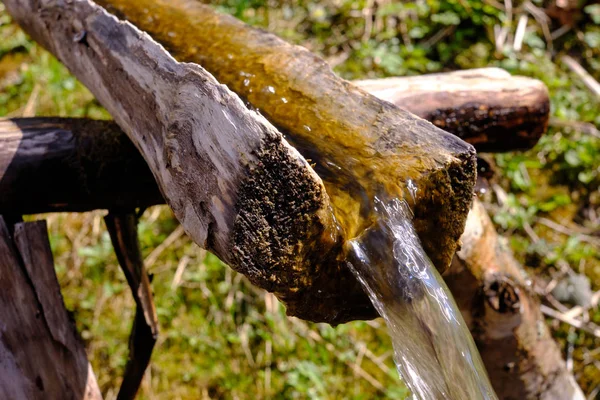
89,0,478,276
0,216,103,400
354,68,550,152
4,0,477,322
2,0,363,324
0,118,163,214
444,200,585,400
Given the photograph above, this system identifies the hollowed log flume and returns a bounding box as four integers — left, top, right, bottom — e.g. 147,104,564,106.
0,69,549,323
4,0,478,324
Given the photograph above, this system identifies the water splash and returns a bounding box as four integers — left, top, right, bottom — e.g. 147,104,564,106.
346,197,497,400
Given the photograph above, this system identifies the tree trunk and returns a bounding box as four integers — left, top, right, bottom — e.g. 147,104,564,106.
444,200,585,400
4,0,476,323
0,217,103,400
354,68,550,152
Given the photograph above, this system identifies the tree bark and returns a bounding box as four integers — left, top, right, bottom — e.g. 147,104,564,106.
0,216,103,400
4,0,476,323
354,68,550,152
444,200,585,400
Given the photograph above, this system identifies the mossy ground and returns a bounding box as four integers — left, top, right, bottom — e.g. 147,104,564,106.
1,0,600,398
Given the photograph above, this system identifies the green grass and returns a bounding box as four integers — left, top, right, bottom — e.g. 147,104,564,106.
2,0,600,398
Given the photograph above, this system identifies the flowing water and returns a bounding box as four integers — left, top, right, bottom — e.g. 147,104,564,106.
346,197,497,400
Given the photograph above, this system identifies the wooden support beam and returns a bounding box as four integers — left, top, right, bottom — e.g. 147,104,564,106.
0,118,163,215
445,200,585,400
0,217,103,400
355,68,550,152
104,212,159,400
4,0,476,323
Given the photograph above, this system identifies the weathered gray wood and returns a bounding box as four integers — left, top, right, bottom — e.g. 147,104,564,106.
355,68,550,152
0,217,102,400
445,200,585,400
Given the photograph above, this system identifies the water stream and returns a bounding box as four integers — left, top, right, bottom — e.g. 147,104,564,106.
346,197,497,400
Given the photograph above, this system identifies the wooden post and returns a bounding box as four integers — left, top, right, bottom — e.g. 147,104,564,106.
0,217,103,400
444,200,586,400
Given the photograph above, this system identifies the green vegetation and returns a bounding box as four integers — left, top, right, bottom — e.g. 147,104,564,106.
1,0,600,398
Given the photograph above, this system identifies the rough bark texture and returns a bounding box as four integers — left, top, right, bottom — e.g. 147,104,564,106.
91,0,477,277
0,217,103,400
444,200,585,400
355,68,550,152
3,0,362,323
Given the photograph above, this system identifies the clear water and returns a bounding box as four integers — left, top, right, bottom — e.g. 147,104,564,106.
346,197,498,400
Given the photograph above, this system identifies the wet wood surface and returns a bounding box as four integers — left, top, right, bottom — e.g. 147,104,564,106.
445,200,586,400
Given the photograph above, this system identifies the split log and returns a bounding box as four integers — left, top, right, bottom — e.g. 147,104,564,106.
444,200,585,400
4,0,476,323
0,216,103,400
89,0,477,275
354,68,550,152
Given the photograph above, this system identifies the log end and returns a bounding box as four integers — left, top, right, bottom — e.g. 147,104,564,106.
231,134,376,323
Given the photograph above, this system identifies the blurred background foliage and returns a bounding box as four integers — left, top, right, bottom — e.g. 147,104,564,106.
1,0,600,398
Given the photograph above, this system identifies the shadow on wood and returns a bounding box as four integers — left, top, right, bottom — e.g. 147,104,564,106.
0,217,102,400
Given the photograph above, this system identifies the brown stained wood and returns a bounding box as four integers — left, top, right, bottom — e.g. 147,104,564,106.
0,217,103,400
444,200,585,400
104,212,158,400
355,68,550,152
3,0,359,324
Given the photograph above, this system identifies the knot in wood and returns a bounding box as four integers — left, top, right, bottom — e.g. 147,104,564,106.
484,276,521,314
